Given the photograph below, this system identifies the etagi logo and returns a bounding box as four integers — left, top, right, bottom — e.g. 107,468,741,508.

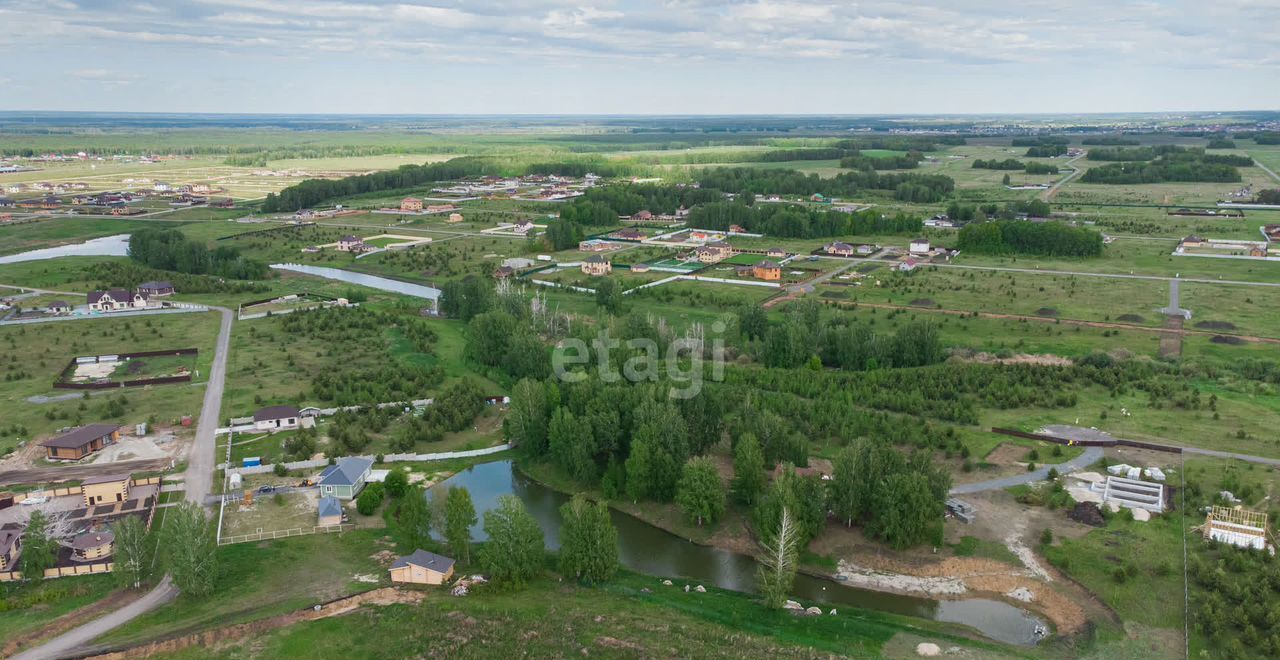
551,321,727,399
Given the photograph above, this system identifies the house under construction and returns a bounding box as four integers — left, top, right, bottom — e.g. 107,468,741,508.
1204,506,1270,551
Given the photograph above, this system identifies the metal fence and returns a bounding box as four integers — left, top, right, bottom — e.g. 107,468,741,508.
218,523,351,546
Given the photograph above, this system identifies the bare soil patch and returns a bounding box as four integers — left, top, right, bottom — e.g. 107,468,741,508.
1194,320,1236,330
909,298,936,307
1034,307,1059,317
1115,314,1145,323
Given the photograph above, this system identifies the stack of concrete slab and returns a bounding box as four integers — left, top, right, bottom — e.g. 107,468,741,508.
1091,475,1165,513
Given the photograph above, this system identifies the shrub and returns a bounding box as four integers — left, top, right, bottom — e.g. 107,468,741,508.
356,483,385,515
1040,528,1053,545
273,463,288,477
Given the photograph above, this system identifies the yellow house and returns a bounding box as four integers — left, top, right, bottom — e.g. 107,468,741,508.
389,549,456,585
82,473,131,507
71,529,115,561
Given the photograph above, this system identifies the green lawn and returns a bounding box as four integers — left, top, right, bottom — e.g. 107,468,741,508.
0,311,220,456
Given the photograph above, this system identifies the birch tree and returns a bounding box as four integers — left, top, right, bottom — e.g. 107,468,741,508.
112,515,154,589
756,506,799,609
164,502,217,597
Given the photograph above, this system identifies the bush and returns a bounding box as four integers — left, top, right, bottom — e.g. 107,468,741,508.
1112,566,1128,583
1040,528,1053,545
273,463,288,477
1027,461,1037,472
356,483,385,515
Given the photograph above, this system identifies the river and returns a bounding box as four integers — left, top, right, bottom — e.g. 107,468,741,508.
432,460,1045,646
0,234,131,264
270,263,441,302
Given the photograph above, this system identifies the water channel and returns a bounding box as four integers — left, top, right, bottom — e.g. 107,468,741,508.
433,460,1045,646
270,263,441,302
0,234,132,264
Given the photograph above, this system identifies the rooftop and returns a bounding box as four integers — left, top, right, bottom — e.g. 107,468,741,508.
391,548,455,574
41,424,120,449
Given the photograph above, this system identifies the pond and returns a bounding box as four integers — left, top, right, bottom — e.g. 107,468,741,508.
270,263,440,302
431,460,1046,646
0,234,131,264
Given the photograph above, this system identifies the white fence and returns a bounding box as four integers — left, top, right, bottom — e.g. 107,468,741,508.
218,523,351,546
223,444,513,477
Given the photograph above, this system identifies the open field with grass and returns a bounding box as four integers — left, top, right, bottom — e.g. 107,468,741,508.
0,310,220,456
952,237,1280,283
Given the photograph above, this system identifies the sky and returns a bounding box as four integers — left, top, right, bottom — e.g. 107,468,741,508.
1,0,1278,115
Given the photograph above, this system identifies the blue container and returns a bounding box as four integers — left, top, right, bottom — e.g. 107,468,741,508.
243,456,261,467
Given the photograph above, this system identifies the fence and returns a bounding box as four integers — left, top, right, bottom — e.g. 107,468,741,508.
990,427,1183,454
7,476,161,505
223,444,512,477
53,348,199,390
218,523,350,546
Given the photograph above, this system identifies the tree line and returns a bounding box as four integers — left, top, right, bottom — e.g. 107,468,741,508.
699,167,954,204
686,201,922,238
957,220,1103,257
1080,157,1243,184
839,151,922,170
128,228,268,280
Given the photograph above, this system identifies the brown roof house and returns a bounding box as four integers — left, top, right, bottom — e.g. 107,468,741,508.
136,281,175,297
824,242,855,257
389,549,456,585
82,473,131,506
254,405,300,432
695,241,733,263
87,288,148,312
401,197,423,212
752,261,782,281
70,528,115,562
493,265,515,280
41,424,120,461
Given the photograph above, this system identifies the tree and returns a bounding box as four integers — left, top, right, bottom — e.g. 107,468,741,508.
731,434,766,505
445,486,478,564
548,407,597,482
20,510,56,581
558,495,619,584
870,473,943,549
757,506,799,609
384,468,409,499
479,495,545,590
164,502,217,597
676,457,726,526
830,445,860,527
112,515,154,589
397,486,432,550
507,379,549,453
357,482,385,516
595,277,623,315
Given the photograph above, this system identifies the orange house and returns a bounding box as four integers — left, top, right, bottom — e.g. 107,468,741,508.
752,261,782,281
401,197,423,212
41,424,120,461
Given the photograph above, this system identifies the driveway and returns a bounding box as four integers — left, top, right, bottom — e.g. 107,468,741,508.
949,447,1104,495
184,306,232,505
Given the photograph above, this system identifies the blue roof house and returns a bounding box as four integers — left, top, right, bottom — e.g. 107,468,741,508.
317,456,374,500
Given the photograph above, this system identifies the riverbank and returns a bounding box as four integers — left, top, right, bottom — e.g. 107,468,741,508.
513,458,1067,648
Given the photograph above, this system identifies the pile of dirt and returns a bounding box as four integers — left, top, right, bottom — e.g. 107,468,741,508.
1035,307,1059,317
909,298,936,307
1210,335,1244,345
1195,320,1237,330
1068,502,1106,527
1115,314,1144,323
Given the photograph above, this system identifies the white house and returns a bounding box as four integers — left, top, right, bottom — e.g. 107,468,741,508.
909,238,931,255
253,405,300,432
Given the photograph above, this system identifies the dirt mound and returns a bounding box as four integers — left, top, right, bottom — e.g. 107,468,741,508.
1068,502,1105,527
1210,335,1244,345
1115,314,1144,323
1034,307,1059,317
909,298,936,307
1195,320,1236,330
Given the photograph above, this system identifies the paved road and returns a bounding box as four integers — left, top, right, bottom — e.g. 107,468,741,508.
1042,153,1085,201
185,306,233,505
14,307,233,660
949,447,1104,495
1181,447,1280,467
10,576,178,660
